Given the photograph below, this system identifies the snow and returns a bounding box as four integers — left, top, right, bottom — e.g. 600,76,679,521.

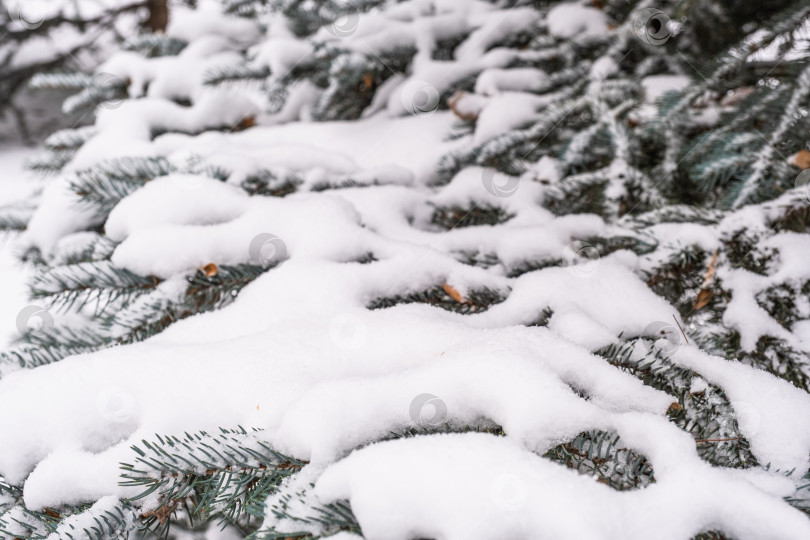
3,210,810,518
253,37,314,78
165,6,261,44
3,0,810,537
472,92,554,144
642,75,691,102
720,268,792,351
0,146,39,348
105,175,250,242
26,108,452,255
474,68,549,96
670,346,810,472
111,195,365,278
590,55,619,80
24,177,105,255
626,197,810,354
546,3,610,40
0,239,32,347
629,75,692,123
313,433,810,540
454,8,541,60
99,38,246,102
720,229,810,349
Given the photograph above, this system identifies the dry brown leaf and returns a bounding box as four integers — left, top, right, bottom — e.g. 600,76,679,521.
202,262,218,277
791,148,810,170
142,501,176,525
719,86,754,107
448,90,479,121
234,116,256,132
702,249,719,286
667,402,683,414
693,288,713,311
442,283,464,303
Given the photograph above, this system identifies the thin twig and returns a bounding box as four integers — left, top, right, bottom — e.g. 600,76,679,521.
673,314,689,344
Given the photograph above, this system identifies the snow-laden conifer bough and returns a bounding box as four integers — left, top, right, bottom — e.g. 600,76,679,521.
2,0,810,538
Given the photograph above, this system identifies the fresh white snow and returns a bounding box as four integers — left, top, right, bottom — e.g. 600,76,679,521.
2,0,810,538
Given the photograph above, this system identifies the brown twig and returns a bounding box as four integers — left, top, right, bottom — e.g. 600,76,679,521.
673,314,689,344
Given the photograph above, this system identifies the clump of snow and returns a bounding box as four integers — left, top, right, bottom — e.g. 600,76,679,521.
642,75,691,103
475,68,549,96
472,92,554,144
547,3,610,39
165,6,261,44
105,175,249,242
590,55,619,80
630,75,691,123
